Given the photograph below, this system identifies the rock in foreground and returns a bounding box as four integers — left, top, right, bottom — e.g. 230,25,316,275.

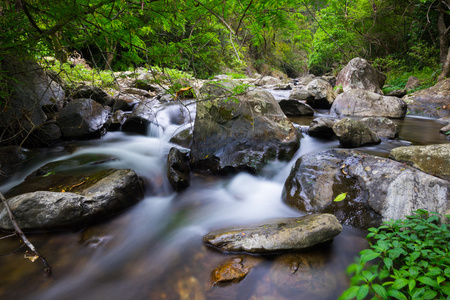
203,214,342,254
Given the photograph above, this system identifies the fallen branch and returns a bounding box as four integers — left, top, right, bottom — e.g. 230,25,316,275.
0,191,51,276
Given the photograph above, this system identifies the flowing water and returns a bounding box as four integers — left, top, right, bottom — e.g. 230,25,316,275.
0,92,448,300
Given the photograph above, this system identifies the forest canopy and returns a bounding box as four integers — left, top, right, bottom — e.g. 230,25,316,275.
0,0,449,79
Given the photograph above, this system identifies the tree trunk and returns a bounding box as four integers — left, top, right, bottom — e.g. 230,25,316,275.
437,47,450,81
438,11,448,64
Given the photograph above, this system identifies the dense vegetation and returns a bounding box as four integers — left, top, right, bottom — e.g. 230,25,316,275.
340,210,450,300
1,0,448,80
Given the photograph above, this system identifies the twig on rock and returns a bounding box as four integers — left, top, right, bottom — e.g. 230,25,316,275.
0,191,52,276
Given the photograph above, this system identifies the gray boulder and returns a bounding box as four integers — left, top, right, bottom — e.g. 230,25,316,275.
333,118,380,148
190,83,300,174
203,214,342,253
282,149,450,228
389,144,450,180
308,117,336,138
122,98,159,134
360,117,398,139
288,88,314,101
331,89,407,118
57,98,111,139
304,79,336,109
403,78,450,118
278,99,315,116
405,76,421,91
336,57,386,94
0,169,144,230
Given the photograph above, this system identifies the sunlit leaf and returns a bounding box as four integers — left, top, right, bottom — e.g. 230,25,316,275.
334,192,347,202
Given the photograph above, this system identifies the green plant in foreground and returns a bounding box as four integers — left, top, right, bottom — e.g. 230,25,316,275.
340,209,450,300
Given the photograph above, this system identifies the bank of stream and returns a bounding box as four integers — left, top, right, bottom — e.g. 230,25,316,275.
0,88,448,300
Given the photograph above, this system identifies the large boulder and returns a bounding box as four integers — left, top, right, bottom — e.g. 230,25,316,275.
122,98,159,134
190,83,300,174
332,118,380,148
308,117,336,139
282,149,450,229
403,78,450,118
389,144,450,181
278,99,315,116
203,214,342,253
360,117,398,139
330,89,407,118
336,57,386,94
0,54,65,145
304,79,336,109
0,169,144,230
57,98,111,139
288,88,315,102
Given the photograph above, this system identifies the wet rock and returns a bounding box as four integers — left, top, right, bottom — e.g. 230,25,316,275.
336,57,386,94
273,84,292,90
403,78,450,118
167,147,190,192
389,144,450,180
211,257,253,286
304,79,336,109
278,99,315,116
190,83,300,174
169,126,193,148
108,110,127,131
122,98,159,134
307,117,336,139
33,122,62,145
282,149,450,228
441,123,450,135
111,93,141,112
360,117,398,139
332,118,380,148
0,169,144,230
71,85,114,107
288,88,315,101
57,98,111,139
122,87,153,98
203,214,342,253
331,89,407,118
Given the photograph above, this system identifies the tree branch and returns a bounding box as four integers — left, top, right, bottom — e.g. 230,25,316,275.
0,191,51,276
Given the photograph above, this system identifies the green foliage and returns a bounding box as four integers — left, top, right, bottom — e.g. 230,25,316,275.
340,209,450,300
334,192,348,202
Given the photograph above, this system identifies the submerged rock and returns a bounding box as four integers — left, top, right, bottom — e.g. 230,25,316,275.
0,169,144,230
389,144,450,180
331,89,407,118
190,83,300,174
203,214,342,253
282,149,450,228
211,257,256,286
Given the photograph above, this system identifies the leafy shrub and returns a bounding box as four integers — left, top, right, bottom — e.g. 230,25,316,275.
340,209,450,300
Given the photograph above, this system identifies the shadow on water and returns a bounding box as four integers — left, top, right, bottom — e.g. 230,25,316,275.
0,99,446,300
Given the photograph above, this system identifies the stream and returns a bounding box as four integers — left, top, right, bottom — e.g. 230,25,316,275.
0,89,448,300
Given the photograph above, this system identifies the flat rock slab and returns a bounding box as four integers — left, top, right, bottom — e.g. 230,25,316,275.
203,214,342,254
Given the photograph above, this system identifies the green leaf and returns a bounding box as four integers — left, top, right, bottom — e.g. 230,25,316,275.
360,249,381,263
422,290,438,300
383,257,393,270
357,285,369,300
417,276,439,289
387,289,408,300
339,286,359,300
392,278,409,290
408,279,416,292
371,284,388,300
334,192,348,202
